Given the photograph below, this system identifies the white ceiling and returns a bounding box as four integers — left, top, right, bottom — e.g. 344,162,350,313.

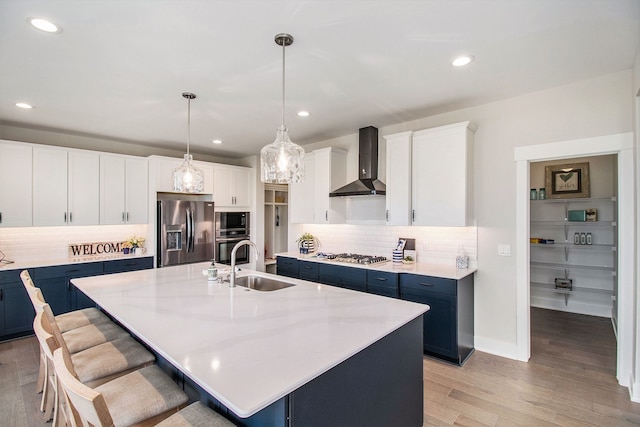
1,0,639,159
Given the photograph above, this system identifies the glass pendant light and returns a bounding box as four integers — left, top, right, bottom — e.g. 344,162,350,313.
173,92,205,193
260,33,305,184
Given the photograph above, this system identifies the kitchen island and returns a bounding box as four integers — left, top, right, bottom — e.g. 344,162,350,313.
71,262,428,427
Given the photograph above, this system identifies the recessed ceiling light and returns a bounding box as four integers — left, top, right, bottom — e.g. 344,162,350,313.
16,102,33,109
212,139,222,145
27,17,62,33
297,111,310,117
452,55,474,67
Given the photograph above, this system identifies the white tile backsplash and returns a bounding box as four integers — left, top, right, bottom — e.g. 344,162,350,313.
0,224,148,264
290,223,477,268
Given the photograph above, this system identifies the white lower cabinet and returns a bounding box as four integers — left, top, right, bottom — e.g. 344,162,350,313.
0,141,32,227
100,155,148,224
33,147,100,226
385,121,476,227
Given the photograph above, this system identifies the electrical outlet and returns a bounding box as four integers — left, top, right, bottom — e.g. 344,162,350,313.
498,244,511,256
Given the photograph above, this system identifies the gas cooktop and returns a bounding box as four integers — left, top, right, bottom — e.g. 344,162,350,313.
319,253,388,265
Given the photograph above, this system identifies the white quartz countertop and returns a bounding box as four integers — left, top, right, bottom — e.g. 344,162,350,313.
276,251,476,280
0,252,153,271
71,263,428,418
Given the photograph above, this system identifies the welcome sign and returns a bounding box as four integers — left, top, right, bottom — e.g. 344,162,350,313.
68,241,123,257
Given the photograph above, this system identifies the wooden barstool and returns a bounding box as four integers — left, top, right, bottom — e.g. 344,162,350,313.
21,269,111,332
54,346,237,426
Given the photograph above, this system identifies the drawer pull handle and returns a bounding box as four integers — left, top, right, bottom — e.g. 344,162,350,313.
376,278,388,282
65,269,80,273
126,262,137,266
304,266,312,270
420,283,434,287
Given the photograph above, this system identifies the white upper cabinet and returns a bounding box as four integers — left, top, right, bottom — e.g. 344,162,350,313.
33,146,100,226
289,153,315,224
213,164,252,208
152,156,214,194
100,155,148,224
411,121,476,226
384,131,412,226
313,147,347,224
290,148,347,224
0,141,32,227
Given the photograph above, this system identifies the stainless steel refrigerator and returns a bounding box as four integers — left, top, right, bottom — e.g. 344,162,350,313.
157,195,215,267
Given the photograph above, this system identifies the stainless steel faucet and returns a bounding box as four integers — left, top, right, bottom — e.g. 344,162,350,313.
229,239,259,287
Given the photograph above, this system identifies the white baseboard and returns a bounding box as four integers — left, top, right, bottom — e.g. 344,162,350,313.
630,373,640,403
474,336,521,361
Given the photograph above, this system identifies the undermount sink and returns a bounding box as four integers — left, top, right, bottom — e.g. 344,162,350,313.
233,275,296,292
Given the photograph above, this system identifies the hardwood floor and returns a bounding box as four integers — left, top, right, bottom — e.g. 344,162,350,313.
424,308,640,426
2,308,639,426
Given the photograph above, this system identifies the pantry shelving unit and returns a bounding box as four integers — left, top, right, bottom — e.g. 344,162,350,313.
264,184,288,274
529,197,617,318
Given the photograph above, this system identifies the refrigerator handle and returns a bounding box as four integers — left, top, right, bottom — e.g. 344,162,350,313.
188,208,195,253
186,208,192,253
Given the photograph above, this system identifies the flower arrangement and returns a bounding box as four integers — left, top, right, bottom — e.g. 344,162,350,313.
126,236,145,248
295,232,315,244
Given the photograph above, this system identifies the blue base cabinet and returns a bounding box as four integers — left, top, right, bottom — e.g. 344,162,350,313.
276,256,298,278
298,261,319,282
0,256,155,342
318,264,367,292
0,269,34,339
400,273,474,365
366,270,399,298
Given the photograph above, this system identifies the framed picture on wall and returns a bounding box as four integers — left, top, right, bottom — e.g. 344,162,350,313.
545,162,590,199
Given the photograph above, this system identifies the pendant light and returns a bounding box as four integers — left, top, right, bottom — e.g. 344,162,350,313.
173,92,205,193
260,33,305,184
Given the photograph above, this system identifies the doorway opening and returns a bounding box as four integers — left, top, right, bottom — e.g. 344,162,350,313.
514,132,634,389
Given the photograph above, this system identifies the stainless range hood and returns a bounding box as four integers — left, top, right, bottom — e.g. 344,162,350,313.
329,126,386,197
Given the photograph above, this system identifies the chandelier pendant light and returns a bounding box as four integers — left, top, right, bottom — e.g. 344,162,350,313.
260,33,305,184
173,92,205,193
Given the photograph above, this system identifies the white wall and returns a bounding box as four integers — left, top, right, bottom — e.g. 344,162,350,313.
292,70,634,358
631,47,640,402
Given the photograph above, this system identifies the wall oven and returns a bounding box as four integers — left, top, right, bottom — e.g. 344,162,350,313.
215,212,250,265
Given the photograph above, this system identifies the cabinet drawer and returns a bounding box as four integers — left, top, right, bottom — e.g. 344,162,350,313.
0,269,21,284
276,256,298,278
33,262,103,280
366,270,398,290
367,284,399,299
104,257,153,274
400,273,456,296
299,261,319,281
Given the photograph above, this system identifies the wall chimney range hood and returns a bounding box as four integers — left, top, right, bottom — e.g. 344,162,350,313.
329,126,386,197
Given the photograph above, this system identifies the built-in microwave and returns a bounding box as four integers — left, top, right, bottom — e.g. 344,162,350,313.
215,212,249,238
215,212,250,264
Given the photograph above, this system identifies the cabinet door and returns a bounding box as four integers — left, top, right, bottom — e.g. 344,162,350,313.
100,155,127,224
411,121,474,226
125,157,148,224
0,142,33,227
214,165,251,208
402,290,457,358
276,256,299,278
33,147,68,226
213,166,233,206
298,261,319,282
313,148,346,224
2,282,35,336
154,156,213,194
68,151,100,225
290,153,315,223
384,132,412,226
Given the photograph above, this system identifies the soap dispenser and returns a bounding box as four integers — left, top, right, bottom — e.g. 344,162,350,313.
207,259,218,281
